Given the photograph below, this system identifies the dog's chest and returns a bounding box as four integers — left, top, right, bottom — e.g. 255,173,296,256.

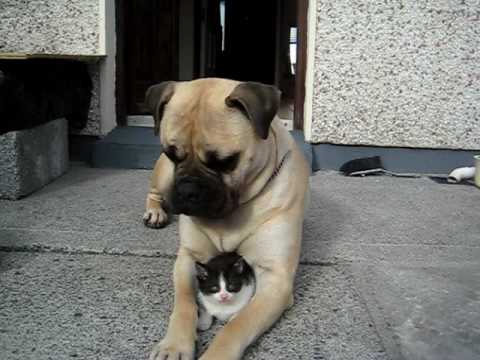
190,196,284,255
201,226,246,253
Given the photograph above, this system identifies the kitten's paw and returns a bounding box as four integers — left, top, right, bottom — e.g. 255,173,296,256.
149,337,194,360
197,312,213,331
143,207,169,229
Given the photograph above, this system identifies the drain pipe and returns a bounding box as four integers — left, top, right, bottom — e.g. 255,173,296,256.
447,167,475,183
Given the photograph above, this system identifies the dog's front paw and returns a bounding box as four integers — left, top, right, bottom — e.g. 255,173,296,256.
143,207,169,229
149,337,194,360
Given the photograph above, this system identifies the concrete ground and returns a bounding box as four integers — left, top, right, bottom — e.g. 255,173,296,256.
1,163,479,360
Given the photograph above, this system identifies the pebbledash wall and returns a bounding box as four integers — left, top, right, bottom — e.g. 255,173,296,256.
0,0,115,136
308,0,480,150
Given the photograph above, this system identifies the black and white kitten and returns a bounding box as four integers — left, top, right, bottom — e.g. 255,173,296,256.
195,252,255,331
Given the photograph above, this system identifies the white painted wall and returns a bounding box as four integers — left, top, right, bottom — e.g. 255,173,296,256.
74,0,116,136
303,0,317,142
98,0,117,135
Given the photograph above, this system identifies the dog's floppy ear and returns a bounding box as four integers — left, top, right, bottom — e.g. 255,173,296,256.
225,82,281,140
145,81,175,136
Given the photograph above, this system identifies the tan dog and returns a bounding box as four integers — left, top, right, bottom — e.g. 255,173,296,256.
143,78,309,360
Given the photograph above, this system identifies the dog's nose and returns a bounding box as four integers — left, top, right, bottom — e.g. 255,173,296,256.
176,178,202,203
172,175,229,217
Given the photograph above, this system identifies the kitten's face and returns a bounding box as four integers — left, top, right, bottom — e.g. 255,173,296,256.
196,253,253,304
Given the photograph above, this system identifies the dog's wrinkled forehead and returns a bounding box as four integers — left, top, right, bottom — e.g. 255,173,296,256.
162,81,249,159
145,78,281,153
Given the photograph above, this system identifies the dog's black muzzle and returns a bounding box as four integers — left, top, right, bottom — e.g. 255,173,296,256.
171,174,238,219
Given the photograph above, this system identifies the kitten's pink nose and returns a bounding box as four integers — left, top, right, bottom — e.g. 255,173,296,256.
219,293,230,301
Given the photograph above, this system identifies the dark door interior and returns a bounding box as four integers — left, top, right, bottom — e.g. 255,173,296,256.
202,0,222,78
124,0,178,114
117,0,305,128
221,0,277,84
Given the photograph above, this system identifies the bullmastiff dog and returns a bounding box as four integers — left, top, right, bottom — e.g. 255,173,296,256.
143,78,309,360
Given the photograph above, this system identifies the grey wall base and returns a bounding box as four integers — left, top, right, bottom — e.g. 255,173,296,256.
91,127,162,169
312,143,480,174
0,118,69,200
90,127,310,170
88,126,479,175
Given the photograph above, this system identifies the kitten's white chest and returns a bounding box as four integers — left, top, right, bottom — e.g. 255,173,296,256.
198,281,255,322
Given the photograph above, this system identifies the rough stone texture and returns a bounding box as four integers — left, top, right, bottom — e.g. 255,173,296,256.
1,164,480,359
0,1,103,136
0,0,101,55
354,262,480,360
311,0,480,150
0,118,69,200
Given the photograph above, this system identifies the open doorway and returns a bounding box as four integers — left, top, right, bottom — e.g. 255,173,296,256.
116,0,307,130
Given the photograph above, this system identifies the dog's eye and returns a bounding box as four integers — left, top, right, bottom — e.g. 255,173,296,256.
206,152,240,173
164,145,181,163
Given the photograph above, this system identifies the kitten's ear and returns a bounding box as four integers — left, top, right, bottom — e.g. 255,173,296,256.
233,259,245,274
195,262,208,280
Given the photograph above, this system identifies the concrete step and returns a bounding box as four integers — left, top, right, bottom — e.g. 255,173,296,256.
89,127,314,171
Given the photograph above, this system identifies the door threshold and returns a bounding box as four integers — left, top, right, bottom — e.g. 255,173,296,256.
127,115,154,127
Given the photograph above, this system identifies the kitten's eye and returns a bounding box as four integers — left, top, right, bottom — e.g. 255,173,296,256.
210,285,219,292
205,152,240,173
227,284,239,292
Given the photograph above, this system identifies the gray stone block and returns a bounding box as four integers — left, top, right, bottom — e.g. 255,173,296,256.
0,118,69,199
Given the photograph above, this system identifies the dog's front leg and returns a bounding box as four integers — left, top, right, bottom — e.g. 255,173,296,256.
150,247,198,360
143,154,174,228
199,266,294,360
